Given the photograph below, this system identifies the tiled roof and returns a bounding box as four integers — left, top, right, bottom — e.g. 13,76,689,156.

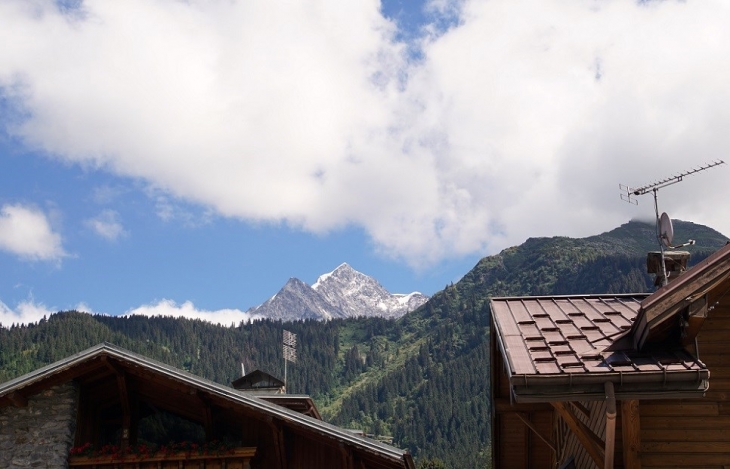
490,294,709,401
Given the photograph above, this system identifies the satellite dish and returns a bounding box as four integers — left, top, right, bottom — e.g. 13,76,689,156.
659,212,674,247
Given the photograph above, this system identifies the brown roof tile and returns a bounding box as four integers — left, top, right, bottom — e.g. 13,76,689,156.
490,294,708,387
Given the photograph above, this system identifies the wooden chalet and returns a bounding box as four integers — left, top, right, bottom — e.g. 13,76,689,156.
0,343,415,469
490,242,730,469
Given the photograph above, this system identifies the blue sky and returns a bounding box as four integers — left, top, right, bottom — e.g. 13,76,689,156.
1,0,729,325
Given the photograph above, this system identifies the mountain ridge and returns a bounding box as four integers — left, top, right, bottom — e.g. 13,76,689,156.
247,263,429,321
2,219,728,468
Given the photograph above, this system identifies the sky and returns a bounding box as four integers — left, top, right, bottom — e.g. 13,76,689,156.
1,0,730,327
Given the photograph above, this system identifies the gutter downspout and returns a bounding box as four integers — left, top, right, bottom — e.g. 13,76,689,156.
604,382,616,469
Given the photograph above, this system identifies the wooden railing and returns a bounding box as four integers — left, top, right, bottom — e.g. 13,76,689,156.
68,447,256,469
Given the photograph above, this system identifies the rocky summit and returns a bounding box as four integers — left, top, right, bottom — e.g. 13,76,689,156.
247,263,428,321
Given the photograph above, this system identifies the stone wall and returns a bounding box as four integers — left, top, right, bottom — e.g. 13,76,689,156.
0,382,78,469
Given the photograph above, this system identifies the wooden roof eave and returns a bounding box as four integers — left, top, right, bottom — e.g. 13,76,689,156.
0,343,413,468
635,243,730,350
507,367,708,403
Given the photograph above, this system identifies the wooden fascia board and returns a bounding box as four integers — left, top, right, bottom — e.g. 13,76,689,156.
552,401,605,468
494,398,552,413
489,325,499,469
641,244,730,313
0,359,106,407
638,252,730,349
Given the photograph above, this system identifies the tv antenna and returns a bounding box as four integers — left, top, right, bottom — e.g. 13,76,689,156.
619,160,725,286
283,330,297,392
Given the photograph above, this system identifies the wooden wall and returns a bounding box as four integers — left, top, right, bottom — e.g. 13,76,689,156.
491,328,555,469
554,400,627,469
639,295,730,468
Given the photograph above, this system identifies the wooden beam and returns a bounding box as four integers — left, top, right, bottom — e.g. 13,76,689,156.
196,392,215,441
267,417,287,469
101,357,131,449
571,401,591,420
515,412,557,453
7,391,28,408
339,443,355,469
621,400,641,469
494,398,552,413
552,401,605,468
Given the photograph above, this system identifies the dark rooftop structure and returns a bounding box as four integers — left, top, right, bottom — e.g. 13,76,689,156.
232,369,285,393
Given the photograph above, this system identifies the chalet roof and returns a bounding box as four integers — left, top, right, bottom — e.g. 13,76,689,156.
630,242,730,350
256,394,323,420
490,294,709,402
0,342,413,469
231,369,285,390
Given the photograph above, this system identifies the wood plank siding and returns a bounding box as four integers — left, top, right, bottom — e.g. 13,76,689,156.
492,327,554,469
639,295,730,468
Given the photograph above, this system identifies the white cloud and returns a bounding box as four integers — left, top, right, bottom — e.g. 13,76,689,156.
125,299,260,326
1,0,729,266
0,297,256,327
85,209,128,241
0,299,55,327
0,204,67,261
74,302,98,315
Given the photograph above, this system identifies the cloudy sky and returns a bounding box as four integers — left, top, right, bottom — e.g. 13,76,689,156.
1,0,729,326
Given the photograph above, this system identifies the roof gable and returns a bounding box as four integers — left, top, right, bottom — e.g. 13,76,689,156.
0,342,412,468
231,369,285,390
631,243,730,350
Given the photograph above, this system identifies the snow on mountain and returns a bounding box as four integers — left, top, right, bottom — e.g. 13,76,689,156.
312,263,428,319
247,278,343,321
248,264,429,322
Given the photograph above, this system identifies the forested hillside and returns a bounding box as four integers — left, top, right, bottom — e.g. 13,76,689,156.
1,220,727,468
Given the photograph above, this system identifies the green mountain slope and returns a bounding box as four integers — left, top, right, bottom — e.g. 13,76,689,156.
326,220,728,467
0,220,727,468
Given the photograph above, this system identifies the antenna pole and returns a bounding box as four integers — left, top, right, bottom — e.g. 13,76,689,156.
652,189,669,287
619,160,725,288
282,330,297,393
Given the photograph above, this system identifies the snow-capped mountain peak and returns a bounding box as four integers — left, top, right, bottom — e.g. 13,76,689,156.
248,264,428,321
312,262,350,290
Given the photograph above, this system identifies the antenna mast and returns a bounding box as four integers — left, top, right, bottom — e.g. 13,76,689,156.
283,330,297,392
619,160,725,286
